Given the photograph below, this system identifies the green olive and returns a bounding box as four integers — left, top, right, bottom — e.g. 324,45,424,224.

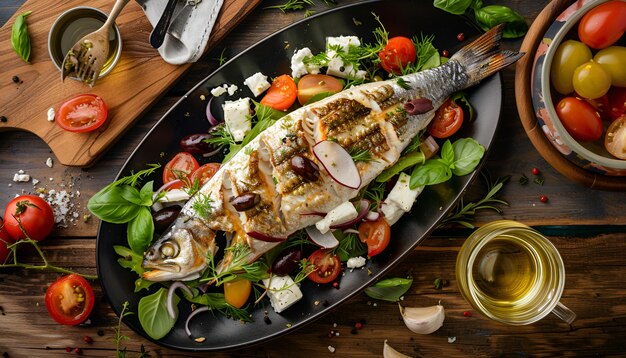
550,40,592,95
572,61,612,99
594,46,626,87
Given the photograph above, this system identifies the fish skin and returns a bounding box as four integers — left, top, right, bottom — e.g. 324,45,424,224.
141,25,523,281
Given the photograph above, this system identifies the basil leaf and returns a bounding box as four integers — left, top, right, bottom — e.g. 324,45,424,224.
139,181,154,206
440,140,455,166
305,91,335,105
451,138,485,176
114,245,144,276
138,288,178,340
183,291,229,309
433,0,473,15
474,5,528,39
376,151,425,183
451,92,476,122
410,159,452,188
127,207,154,254
470,0,483,10
364,277,413,302
119,185,143,206
88,186,141,224
420,51,441,71
11,11,32,62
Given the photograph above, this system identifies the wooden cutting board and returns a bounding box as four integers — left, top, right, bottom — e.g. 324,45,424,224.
0,0,260,167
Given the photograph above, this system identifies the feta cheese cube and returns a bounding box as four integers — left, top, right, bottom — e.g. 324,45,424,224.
347,256,367,269
47,108,55,122
315,201,358,233
13,173,30,182
243,72,271,97
210,86,227,97
222,97,251,142
290,47,321,79
381,202,404,226
386,173,424,211
262,276,303,313
227,84,238,96
326,36,361,52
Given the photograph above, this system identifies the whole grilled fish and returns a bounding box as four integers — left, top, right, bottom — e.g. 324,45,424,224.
142,25,523,281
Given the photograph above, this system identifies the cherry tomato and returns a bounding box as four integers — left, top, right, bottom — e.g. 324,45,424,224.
163,152,199,184
555,97,602,142
4,195,54,241
260,75,297,111
582,94,611,121
45,274,94,325
296,74,343,105
189,163,221,186
605,115,626,159
224,279,252,309
307,249,341,284
594,46,626,88
578,0,626,50
0,218,13,264
427,98,464,138
55,94,108,133
572,61,612,99
379,36,417,74
607,87,626,121
550,40,592,95
358,217,391,257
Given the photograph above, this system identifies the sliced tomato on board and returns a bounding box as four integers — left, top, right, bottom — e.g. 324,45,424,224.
260,74,297,111
55,94,108,133
3,195,55,241
427,98,464,138
297,74,343,105
307,249,341,284
45,274,95,325
190,163,221,187
358,217,391,257
163,152,199,184
379,36,417,74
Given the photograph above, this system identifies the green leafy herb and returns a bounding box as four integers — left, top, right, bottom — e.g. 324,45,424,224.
396,77,411,90
264,0,314,12
361,180,386,210
411,33,439,72
451,91,476,122
11,11,32,62
127,207,154,254
304,9,315,17
201,243,269,285
204,124,237,148
364,277,413,302
138,288,178,340
333,231,367,262
474,5,528,39
533,177,545,185
183,291,253,322
433,0,474,15
519,173,528,185
451,138,485,176
192,193,213,219
213,48,228,65
304,91,335,105
302,52,330,68
349,147,373,163
433,277,449,289
376,151,425,183
88,186,142,224
114,246,155,293
410,158,452,187
114,301,134,358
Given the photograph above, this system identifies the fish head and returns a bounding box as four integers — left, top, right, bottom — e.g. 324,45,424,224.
142,217,216,282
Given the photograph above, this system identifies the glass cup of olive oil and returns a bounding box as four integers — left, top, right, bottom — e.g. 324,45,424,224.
456,220,576,325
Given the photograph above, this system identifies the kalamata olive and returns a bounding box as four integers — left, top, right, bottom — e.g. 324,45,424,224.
290,155,320,182
230,193,260,211
152,206,181,233
271,247,303,276
179,133,215,154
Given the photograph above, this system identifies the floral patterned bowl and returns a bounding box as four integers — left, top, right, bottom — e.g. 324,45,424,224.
531,0,626,176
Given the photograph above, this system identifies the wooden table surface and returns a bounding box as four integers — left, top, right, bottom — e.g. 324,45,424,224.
2,0,626,356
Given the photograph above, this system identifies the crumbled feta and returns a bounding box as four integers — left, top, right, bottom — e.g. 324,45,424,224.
324,36,367,80
222,97,251,142
326,36,360,52
381,201,404,226
46,158,53,168
210,86,227,97
290,47,321,78
262,275,303,313
18,170,24,174
315,201,358,233
386,173,424,211
227,84,238,96
243,72,271,97
347,256,367,269
13,171,30,182
47,107,55,122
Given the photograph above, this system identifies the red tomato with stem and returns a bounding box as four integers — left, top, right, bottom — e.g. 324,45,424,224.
608,87,626,121
189,163,221,187
260,75,297,111
555,97,602,142
163,152,199,184
358,216,391,257
4,195,55,241
296,74,344,105
45,274,95,325
578,0,626,49
0,218,13,264
55,94,108,133
379,36,417,74
307,249,341,284
427,98,464,138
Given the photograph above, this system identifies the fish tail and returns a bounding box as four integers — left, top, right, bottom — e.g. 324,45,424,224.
451,24,525,86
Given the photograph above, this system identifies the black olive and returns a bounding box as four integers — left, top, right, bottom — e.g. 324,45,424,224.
271,247,303,276
179,133,215,154
230,193,260,211
290,155,320,182
152,206,181,233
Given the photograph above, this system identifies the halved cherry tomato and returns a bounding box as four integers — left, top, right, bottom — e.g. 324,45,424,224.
45,274,95,325
605,115,626,159
427,98,464,138
296,74,344,105
608,87,626,121
56,94,108,133
555,97,602,142
224,279,252,309
4,195,54,241
358,217,391,257
0,218,13,264
190,163,221,186
379,36,417,74
260,75,297,111
578,0,626,50
307,249,341,284
163,152,199,184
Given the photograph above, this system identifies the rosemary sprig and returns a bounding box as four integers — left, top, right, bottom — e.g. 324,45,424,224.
115,301,132,358
264,0,314,12
349,147,373,163
204,124,236,147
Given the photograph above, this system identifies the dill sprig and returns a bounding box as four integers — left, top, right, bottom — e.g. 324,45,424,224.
264,0,314,12
204,124,236,147
411,33,438,71
201,243,269,285
349,147,373,163
361,180,386,210
111,164,160,189
192,193,213,219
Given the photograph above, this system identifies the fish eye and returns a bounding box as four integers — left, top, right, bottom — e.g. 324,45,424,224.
160,242,179,258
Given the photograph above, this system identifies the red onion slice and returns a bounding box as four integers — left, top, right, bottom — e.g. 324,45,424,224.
206,97,222,126
167,282,193,319
330,199,370,229
152,179,183,202
421,136,440,160
299,211,327,217
201,145,225,158
312,140,361,189
305,226,339,248
185,306,210,337
247,231,286,242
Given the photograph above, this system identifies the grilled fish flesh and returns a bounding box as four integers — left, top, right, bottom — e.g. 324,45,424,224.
142,25,523,281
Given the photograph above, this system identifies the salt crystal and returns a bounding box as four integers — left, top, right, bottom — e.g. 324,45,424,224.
49,178,54,181
47,108,55,122
18,170,24,174
13,173,30,182
448,336,456,343
333,323,337,328
32,178,39,185
327,346,336,353
46,158,53,168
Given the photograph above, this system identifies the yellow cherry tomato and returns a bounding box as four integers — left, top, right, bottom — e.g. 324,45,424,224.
572,61,612,99
224,279,252,309
594,46,626,87
550,40,592,95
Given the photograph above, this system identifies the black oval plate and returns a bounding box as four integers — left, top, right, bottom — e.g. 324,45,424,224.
97,0,502,352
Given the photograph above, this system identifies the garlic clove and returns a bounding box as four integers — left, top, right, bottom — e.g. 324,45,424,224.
398,303,445,334
383,339,412,358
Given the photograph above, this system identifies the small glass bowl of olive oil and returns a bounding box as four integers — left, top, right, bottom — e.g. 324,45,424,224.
48,6,122,80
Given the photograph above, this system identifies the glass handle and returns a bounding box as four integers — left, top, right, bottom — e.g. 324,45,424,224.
552,301,576,324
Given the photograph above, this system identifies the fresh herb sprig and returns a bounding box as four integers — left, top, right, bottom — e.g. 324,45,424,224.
433,0,528,38
115,301,149,358
185,292,253,322
349,147,373,163
265,0,314,13
364,277,413,302
201,243,270,285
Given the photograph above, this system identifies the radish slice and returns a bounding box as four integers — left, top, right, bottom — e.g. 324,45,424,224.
305,225,339,248
330,199,370,229
206,97,221,126
420,136,439,160
344,228,360,235
185,306,209,337
167,282,192,319
247,231,286,242
312,140,361,189
366,210,380,221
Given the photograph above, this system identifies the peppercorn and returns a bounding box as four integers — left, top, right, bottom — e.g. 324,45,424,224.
442,50,450,57
83,336,93,344
354,322,363,329
65,347,72,353
532,167,540,175
73,347,82,354
540,195,549,203
0,116,7,123
264,315,272,325
332,282,339,289
12,76,20,84
457,33,465,41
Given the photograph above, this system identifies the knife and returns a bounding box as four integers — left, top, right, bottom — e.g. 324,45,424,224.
149,0,179,48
